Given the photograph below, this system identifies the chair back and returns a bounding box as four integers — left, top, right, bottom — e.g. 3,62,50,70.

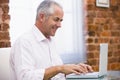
0,47,11,80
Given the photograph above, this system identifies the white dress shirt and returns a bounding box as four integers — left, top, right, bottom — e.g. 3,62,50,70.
10,25,66,80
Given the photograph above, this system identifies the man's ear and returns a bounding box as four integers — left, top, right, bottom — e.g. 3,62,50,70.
39,13,45,22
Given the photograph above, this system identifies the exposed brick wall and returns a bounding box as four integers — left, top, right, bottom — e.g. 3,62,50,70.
84,0,120,71
0,0,11,48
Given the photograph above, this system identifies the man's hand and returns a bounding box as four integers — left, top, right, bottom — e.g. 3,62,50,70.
60,63,93,75
77,63,93,73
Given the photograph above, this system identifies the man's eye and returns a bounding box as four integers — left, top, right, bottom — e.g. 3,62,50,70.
53,17,63,22
54,18,59,22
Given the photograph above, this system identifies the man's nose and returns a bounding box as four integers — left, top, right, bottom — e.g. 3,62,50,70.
56,22,61,28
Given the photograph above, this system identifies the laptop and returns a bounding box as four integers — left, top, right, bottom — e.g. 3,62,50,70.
66,43,108,79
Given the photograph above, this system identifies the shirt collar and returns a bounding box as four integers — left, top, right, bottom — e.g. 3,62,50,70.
32,25,50,42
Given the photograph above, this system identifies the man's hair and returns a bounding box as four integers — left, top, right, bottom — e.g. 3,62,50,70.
36,0,62,20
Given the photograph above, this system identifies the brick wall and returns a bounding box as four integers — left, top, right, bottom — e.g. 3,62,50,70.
84,0,120,71
0,0,10,48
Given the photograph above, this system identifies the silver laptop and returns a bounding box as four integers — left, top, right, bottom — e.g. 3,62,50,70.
66,43,108,79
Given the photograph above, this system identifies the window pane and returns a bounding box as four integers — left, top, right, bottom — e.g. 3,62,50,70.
54,0,72,12
55,13,74,54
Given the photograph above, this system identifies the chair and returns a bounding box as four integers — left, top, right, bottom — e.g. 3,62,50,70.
0,47,11,80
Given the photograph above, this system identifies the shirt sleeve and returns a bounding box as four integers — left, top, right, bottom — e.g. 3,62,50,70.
11,38,45,80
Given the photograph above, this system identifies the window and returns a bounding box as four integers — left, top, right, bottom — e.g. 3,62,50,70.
9,0,86,64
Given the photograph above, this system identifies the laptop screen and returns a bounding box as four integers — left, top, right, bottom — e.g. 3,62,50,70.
99,43,108,75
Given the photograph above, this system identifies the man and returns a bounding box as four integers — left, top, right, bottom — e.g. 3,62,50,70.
10,0,93,80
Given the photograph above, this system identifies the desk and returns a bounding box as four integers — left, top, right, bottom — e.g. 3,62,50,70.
66,71,120,80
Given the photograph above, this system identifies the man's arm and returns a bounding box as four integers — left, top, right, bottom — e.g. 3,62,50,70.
43,63,93,80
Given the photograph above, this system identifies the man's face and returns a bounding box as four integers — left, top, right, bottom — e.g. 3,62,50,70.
42,6,64,38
